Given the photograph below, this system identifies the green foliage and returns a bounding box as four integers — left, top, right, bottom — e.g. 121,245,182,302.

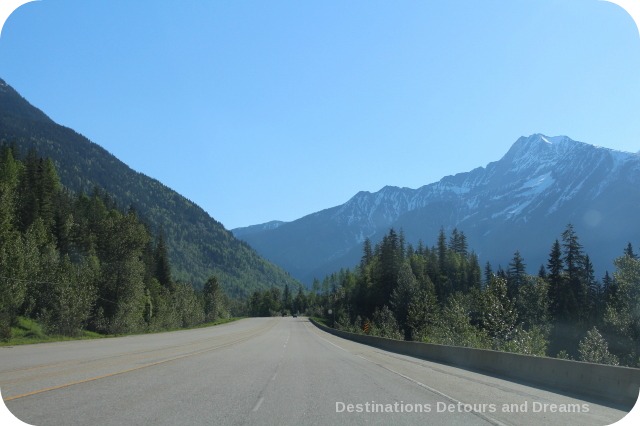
390,261,419,339
578,327,619,365
38,255,97,336
369,305,403,340
203,276,229,322
405,285,439,342
500,325,548,356
515,276,550,330
603,254,640,365
427,293,490,349
308,226,638,365
481,276,518,346
0,151,232,339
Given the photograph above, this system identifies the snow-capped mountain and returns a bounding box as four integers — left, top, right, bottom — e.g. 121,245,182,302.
234,134,640,284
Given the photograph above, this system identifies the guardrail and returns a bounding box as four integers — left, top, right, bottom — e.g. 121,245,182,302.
309,318,640,409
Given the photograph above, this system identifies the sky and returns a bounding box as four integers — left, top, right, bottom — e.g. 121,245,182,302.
0,0,639,230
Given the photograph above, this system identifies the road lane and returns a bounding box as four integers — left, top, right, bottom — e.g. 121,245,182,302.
1,317,630,425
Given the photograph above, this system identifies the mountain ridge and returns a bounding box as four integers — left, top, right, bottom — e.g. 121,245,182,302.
234,134,640,284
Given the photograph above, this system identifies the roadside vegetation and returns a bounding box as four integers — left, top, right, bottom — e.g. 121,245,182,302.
249,227,639,367
1,316,242,347
314,227,638,366
0,147,233,343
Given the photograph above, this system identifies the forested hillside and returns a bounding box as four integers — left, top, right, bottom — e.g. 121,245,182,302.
289,227,639,367
0,78,300,296
0,148,230,339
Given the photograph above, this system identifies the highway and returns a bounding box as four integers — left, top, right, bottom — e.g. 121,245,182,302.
0,317,630,425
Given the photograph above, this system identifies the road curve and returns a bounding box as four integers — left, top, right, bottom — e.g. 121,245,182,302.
0,317,629,425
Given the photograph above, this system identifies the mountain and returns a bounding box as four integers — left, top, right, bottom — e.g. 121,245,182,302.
0,78,301,297
234,134,640,284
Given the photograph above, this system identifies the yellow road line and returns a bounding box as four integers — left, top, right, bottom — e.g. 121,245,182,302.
4,319,278,402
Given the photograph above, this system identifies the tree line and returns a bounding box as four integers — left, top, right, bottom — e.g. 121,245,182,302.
0,147,230,340
299,227,638,367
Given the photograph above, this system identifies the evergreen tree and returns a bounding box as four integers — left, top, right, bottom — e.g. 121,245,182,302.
390,261,419,339
623,243,637,259
282,283,292,313
361,237,373,268
507,250,526,299
203,276,227,321
448,228,468,256
154,230,173,292
547,239,566,320
483,262,493,288
437,227,447,273
583,255,601,324
537,264,547,280
516,276,550,330
561,224,587,323
602,271,616,305
293,287,307,315
0,147,20,239
373,229,402,309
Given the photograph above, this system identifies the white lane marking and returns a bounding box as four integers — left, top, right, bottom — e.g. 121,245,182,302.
252,396,264,412
310,330,349,352
308,323,506,426
354,354,507,426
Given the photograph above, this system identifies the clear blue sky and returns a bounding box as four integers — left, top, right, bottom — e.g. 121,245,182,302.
1,0,639,229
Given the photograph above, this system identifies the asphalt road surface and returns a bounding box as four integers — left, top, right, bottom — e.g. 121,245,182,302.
0,317,631,426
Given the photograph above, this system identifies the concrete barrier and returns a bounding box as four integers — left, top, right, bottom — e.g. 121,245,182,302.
309,318,640,408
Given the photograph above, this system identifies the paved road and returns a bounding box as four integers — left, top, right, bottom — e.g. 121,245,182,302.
0,317,630,425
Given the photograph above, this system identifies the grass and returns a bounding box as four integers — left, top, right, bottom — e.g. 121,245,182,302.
0,317,105,346
310,316,330,327
0,316,244,347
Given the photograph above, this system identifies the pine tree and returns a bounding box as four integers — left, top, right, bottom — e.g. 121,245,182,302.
390,261,419,339
0,147,20,241
624,243,637,259
361,237,373,268
293,287,307,315
602,271,616,305
448,228,468,256
507,250,526,299
561,224,587,323
203,276,227,321
537,264,547,280
547,239,566,320
154,231,173,292
282,283,292,313
583,255,601,324
374,229,402,308
483,262,493,288
437,227,447,272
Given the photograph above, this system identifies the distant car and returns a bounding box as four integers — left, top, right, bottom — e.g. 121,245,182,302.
292,313,297,318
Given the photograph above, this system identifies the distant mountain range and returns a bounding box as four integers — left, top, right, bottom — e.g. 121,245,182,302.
234,134,640,284
0,78,301,297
